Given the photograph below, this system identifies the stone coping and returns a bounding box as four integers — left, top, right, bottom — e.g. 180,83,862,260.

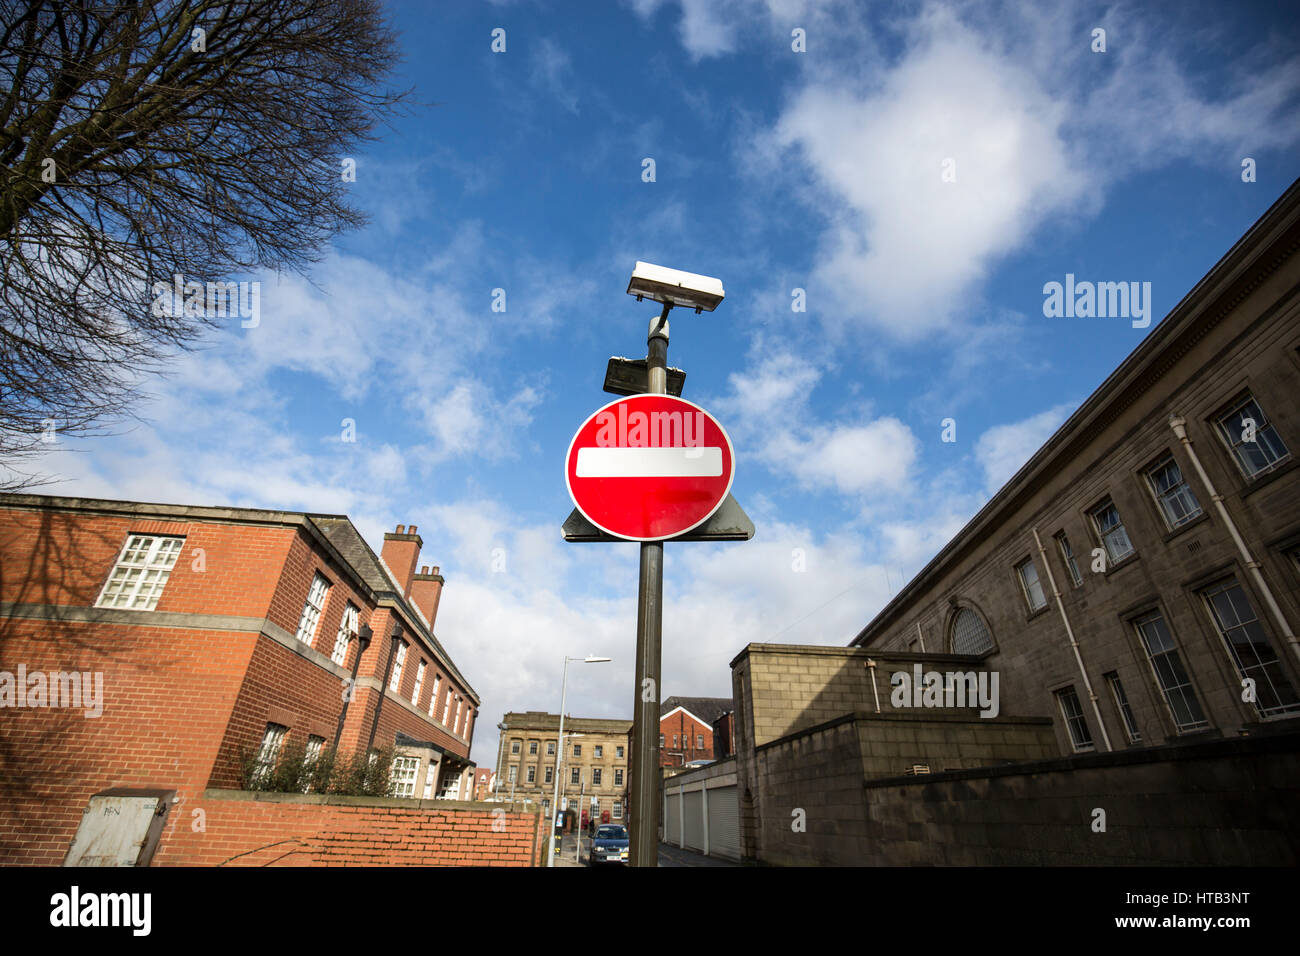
755,710,1054,753
862,726,1300,790
202,788,541,812
731,642,987,669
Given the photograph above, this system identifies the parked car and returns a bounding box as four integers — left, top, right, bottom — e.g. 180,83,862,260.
589,824,629,865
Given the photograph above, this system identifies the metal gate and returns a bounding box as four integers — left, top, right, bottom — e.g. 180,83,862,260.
706,785,740,860
683,790,704,850
64,788,173,866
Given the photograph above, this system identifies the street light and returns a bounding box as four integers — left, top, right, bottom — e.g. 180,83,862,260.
547,654,611,867
626,261,725,313
493,721,508,799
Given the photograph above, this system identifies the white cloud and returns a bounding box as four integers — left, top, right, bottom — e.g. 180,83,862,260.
530,38,580,114
742,1,1300,341
974,401,1075,492
769,7,1088,340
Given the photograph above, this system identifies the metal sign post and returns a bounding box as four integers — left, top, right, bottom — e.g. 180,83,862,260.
629,309,668,866
561,264,752,868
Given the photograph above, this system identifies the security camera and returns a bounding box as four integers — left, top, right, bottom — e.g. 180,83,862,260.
626,261,725,313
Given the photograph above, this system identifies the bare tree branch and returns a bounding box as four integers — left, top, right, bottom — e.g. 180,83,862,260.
0,0,409,489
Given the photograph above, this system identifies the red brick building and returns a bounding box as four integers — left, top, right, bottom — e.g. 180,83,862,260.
0,493,481,865
659,696,731,767
473,766,495,800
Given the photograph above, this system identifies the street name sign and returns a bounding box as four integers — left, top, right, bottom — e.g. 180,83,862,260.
565,394,735,542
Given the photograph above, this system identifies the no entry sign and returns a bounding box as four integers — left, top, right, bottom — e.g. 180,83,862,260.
565,394,735,541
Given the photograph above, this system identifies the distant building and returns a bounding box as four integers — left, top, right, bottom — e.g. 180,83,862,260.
472,767,495,801
496,711,631,827
0,497,481,865
659,696,732,767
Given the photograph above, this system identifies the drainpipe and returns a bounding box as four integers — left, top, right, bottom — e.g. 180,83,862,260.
332,623,373,752
1169,415,1300,663
1033,527,1113,752
367,622,404,752
865,659,881,713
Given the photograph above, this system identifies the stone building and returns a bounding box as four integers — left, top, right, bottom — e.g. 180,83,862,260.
668,176,1300,866
496,711,631,826
0,495,481,865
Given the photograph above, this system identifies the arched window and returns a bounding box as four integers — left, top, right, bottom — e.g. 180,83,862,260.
950,607,994,655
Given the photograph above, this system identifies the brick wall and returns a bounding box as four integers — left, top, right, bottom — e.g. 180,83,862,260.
0,618,256,865
157,791,545,866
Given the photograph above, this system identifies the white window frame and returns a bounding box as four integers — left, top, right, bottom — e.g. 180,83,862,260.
593,768,602,787
1090,500,1135,565
95,534,186,611
295,572,332,646
1055,688,1094,753
570,767,580,786
612,802,622,820
1105,673,1141,744
411,660,426,705
1215,394,1291,479
1133,610,1209,733
1201,578,1300,719
594,745,603,758
389,640,407,692
1055,531,1083,588
1016,558,1048,612
254,723,288,782
507,765,518,782
529,740,539,755
391,756,421,798
331,603,359,665
527,765,536,784
697,734,704,749
1145,455,1203,530
614,768,623,787
616,745,624,759
428,675,442,717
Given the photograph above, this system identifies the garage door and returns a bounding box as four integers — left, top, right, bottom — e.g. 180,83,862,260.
683,790,704,851
706,785,740,860
665,791,680,844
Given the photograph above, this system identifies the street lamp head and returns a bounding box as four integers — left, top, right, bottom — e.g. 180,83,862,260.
626,261,724,313
584,655,612,663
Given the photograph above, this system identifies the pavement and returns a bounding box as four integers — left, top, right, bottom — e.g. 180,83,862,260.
547,833,742,867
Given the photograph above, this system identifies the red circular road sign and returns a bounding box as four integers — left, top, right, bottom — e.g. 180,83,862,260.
565,394,735,542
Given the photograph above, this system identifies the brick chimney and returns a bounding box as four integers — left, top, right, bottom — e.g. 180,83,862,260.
410,565,445,632
380,524,422,596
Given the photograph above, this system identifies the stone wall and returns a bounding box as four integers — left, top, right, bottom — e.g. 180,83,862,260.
755,726,1300,866
749,710,1056,865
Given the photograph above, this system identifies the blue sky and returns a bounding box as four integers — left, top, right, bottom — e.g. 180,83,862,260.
36,0,1300,766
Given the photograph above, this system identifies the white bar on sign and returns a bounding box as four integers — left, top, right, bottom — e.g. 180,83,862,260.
577,446,723,478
